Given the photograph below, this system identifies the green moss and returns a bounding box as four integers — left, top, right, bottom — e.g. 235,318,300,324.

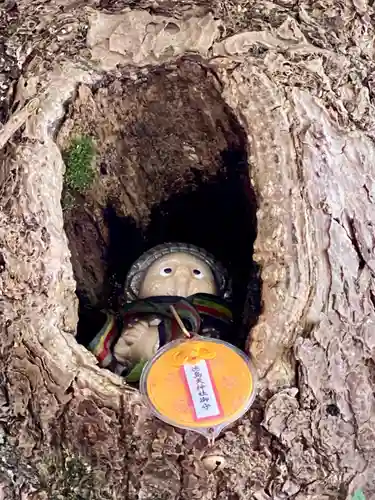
63,135,96,193
40,454,100,500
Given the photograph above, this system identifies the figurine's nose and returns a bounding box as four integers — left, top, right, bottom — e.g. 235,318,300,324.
174,266,191,296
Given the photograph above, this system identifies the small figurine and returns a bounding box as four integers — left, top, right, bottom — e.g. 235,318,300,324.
77,243,233,381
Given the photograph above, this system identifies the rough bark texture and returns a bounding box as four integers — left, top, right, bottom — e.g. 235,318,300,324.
1,0,375,499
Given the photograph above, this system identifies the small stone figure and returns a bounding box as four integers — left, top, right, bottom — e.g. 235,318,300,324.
77,243,233,380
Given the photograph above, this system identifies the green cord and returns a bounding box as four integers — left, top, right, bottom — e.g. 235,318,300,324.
352,489,366,500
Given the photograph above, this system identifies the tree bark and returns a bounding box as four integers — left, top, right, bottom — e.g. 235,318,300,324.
1,1,375,499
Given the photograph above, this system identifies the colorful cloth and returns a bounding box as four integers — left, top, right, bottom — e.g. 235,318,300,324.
120,293,233,347
83,293,233,379
87,313,118,368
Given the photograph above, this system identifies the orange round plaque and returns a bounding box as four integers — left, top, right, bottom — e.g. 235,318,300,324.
140,337,257,437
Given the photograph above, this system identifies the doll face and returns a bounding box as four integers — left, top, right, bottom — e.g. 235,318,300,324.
138,252,217,298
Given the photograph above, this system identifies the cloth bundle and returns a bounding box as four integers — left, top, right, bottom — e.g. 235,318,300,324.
79,293,233,380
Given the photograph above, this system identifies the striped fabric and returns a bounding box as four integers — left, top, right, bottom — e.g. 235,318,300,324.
87,313,118,368
87,293,233,380
121,293,233,347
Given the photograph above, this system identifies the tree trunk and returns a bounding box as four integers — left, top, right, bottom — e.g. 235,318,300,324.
1,1,375,499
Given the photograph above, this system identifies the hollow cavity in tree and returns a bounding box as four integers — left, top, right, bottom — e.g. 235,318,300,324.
57,59,260,355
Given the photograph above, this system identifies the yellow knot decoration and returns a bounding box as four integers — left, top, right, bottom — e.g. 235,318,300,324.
172,342,216,366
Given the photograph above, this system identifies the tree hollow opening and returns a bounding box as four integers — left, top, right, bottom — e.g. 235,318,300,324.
58,58,260,355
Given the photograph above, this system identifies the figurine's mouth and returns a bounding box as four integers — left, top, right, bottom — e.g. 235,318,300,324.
59,57,261,352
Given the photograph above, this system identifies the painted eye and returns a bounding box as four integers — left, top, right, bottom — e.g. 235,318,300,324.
193,268,204,279
160,267,173,276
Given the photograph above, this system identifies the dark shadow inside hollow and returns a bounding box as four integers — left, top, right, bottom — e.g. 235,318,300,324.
90,149,260,348
143,149,260,347
62,58,261,351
